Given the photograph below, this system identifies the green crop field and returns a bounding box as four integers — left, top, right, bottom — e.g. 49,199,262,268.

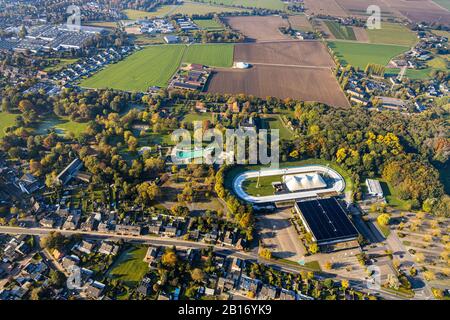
193,18,224,30
80,45,185,91
432,0,450,10
0,112,18,138
367,22,418,47
193,0,285,10
80,44,234,91
324,21,356,40
184,44,234,67
107,245,149,287
328,41,409,69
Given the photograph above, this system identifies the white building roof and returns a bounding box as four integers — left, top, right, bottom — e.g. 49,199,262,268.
282,173,326,192
366,179,383,197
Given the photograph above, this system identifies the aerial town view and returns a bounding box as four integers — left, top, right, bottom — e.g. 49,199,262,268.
0,0,449,308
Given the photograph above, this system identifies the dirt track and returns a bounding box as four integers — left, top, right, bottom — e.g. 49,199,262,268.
234,41,335,67
207,65,350,108
223,16,290,42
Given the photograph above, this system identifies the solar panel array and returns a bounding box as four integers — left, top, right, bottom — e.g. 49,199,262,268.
296,198,358,244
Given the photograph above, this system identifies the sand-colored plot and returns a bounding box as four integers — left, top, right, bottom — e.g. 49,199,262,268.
387,0,450,24
223,15,289,42
207,65,350,107
353,27,369,42
304,0,348,17
234,41,335,67
288,15,314,32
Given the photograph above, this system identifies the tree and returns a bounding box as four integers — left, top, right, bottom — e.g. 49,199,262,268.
40,232,66,251
377,213,391,226
258,247,272,260
161,248,177,267
309,243,319,254
191,268,204,282
423,270,436,281
49,270,66,288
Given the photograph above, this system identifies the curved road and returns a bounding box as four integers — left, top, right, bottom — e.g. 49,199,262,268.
233,165,345,203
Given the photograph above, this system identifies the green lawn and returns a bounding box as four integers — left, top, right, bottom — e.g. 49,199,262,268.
242,174,283,196
328,41,409,69
107,245,149,287
324,20,356,40
193,0,285,10
385,56,448,80
44,58,79,73
379,179,412,210
0,112,18,138
80,45,186,91
184,44,234,67
262,115,294,141
182,111,215,123
80,44,234,91
367,22,418,47
33,116,89,138
432,0,450,10
193,18,224,30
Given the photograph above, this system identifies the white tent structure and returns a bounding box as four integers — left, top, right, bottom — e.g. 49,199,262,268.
282,173,327,192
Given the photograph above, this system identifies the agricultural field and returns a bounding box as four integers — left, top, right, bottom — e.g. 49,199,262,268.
367,22,418,47
433,0,450,10
192,0,286,10
287,14,313,32
123,2,245,19
224,15,289,42
328,41,409,69
184,44,234,67
80,44,235,91
324,20,356,40
234,41,334,67
107,245,149,287
207,65,350,107
80,45,185,91
0,112,17,138
193,18,224,30
304,0,348,17
387,0,450,24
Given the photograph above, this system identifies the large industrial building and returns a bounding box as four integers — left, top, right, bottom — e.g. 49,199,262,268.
294,197,359,250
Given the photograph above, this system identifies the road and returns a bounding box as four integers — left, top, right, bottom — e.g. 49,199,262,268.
0,226,407,300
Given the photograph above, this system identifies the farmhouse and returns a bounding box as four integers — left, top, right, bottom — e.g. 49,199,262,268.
294,198,359,250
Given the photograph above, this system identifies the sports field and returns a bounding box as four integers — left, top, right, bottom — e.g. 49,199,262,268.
367,22,418,47
193,18,224,30
0,112,17,138
328,41,409,69
184,44,234,67
80,44,234,91
324,20,356,40
193,0,285,10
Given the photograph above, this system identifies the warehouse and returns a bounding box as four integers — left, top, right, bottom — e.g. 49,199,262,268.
294,198,359,249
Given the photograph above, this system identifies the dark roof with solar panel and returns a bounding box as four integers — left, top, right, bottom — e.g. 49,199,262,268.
295,198,359,244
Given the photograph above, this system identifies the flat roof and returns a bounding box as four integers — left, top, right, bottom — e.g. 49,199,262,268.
295,198,358,245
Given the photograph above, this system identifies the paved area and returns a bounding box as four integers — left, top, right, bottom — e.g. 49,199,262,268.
255,208,306,262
